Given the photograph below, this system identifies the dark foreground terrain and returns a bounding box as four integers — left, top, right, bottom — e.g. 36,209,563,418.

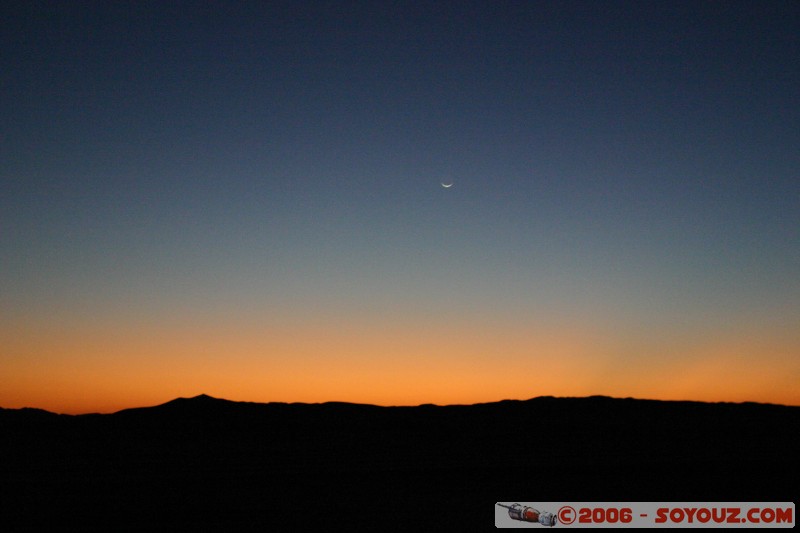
1,394,797,529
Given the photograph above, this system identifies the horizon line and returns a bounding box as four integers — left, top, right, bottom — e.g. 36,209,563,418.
4,392,798,416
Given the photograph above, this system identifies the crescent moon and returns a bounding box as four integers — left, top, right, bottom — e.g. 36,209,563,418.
441,182,453,188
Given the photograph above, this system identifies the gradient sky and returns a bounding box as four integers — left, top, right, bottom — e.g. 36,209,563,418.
2,1,799,413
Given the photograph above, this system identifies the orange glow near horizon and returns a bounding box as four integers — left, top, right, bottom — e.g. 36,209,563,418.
2,314,799,414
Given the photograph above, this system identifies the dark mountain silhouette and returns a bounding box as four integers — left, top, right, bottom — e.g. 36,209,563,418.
1,395,797,529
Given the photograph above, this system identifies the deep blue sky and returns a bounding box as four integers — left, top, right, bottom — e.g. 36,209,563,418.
2,1,799,411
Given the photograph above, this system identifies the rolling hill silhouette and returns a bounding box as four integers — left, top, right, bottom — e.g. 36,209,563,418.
1,395,797,529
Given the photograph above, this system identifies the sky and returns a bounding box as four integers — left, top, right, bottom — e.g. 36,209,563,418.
2,1,799,413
